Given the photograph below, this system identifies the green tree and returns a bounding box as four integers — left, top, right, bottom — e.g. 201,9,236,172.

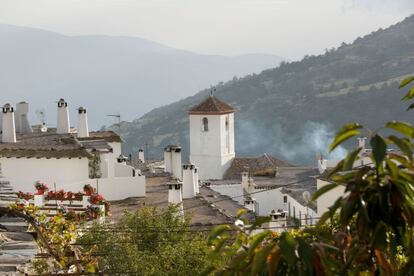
78,205,214,275
204,76,414,275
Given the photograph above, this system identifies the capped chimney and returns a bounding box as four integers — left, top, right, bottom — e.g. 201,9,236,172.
244,196,256,213
167,181,184,219
357,137,367,150
77,107,89,138
15,102,32,134
164,145,182,179
171,146,182,179
2,104,17,143
269,209,287,232
193,167,199,194
164,147,172,173
57,98,70,134
138,148,145,163
182,164,196,199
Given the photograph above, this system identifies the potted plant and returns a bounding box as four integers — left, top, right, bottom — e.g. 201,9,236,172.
34,181,49,195
56,189,66,201
83,184,94,196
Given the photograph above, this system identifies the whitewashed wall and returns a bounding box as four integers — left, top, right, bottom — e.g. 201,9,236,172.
114,162,135,177
211,184,317,222
0,157,89,192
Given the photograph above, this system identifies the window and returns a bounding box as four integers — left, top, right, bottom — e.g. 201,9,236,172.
202,117,209,131
225,116,229,131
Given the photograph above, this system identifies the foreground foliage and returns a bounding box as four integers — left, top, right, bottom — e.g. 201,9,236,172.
205,76,414,275
78,206,213,275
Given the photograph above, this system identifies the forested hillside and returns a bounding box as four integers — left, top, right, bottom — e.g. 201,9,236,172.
116,15,414,165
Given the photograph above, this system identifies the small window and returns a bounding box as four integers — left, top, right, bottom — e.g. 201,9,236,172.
202,117,209,131
283,195,287,203
225,116,229,131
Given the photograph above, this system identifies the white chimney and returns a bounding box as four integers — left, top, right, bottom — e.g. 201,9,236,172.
15,102,32,134
242,172,255,195
241,172,249,187
164,145,182,179
269,209,288,232
164,146,172,173
57,98,70,134
182,164,196,199
357,137,367,150
77,107,89,138
2,104,17,143
171,146,182,180
193,167,199,194
167,181,184,219
244,196,256,213
138,148,145,163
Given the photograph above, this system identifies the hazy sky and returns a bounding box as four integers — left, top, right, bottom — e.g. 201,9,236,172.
0,0,413,59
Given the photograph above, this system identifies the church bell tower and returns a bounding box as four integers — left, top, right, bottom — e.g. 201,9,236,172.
188,95,235,180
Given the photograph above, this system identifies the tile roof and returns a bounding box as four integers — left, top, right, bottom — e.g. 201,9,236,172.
188,96,235,114
223,153,291,180
0,133,91,158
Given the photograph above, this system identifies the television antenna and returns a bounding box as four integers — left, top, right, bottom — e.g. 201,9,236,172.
35,108,46,125
107,113,121,126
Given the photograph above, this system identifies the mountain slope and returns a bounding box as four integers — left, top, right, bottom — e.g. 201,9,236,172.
0,24,283,128
116,15,414,165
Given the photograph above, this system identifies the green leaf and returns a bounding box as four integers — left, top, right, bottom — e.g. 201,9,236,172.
387,135,412,158
370,134,387,166
247,231,271,256
399,76,414,88
343,147,362,171
385,121,414,138
341,192,359,224
407,103,414,110
371,222,387,250
208,225,231,244
402,85,414,101
386,159,399,179
236,209,247,218
251,243,275,275
279,233,297,267
329,123,362,152
312,183,339,201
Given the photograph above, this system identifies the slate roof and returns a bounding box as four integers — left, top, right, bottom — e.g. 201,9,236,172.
223,153,291,180
188,96,235,114
0,133,91,159
78,131,123,143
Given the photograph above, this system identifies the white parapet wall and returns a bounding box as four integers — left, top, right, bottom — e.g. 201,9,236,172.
114,162,136,177
94,176,146,201
0,157,90,192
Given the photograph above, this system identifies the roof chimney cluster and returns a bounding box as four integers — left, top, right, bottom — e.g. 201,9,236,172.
1,98,91,144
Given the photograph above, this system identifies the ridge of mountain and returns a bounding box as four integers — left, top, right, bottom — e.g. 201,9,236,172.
115,14,414,165
0,24,284,128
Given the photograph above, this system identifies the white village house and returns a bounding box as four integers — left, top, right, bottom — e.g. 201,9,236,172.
0,99,145,200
